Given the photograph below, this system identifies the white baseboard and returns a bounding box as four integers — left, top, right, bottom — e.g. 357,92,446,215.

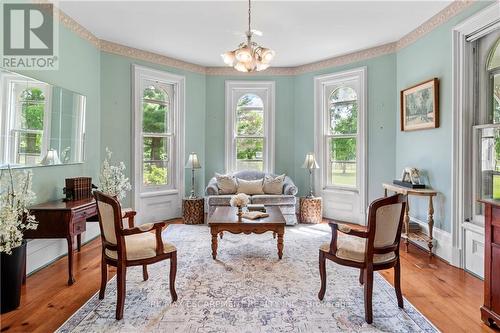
409,216,452,263
26,223,101,275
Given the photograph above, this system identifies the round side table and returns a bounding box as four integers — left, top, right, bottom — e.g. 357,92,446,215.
300,197,323,224
183,197,205,224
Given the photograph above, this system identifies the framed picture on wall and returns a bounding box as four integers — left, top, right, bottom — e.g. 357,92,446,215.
400,78,439,131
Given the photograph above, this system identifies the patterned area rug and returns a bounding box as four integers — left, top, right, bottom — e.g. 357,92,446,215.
57,224,439,333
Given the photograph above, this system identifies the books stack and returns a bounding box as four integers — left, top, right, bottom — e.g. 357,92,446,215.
64,177,92,201
247,204,266,212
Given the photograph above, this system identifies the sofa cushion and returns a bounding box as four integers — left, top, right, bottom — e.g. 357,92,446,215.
237,178,264,195
263,174,285,195
207,195,234,206
251,195,296,205
215,173,238,194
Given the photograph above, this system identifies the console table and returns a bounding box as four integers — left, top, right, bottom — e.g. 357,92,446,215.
382,183,437,256
24,198,97,285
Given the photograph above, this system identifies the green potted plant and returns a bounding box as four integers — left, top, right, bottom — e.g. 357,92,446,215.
0,167,38,313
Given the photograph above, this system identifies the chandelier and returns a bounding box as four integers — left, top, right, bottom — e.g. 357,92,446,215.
221,0,275,72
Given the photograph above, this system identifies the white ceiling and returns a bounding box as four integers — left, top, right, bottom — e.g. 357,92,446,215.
59,1,453,67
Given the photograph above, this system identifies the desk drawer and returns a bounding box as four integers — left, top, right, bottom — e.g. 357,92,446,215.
73,206,96,222
73,220,86,234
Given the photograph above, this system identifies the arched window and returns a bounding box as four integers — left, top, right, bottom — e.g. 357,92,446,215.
327,86,358,187
142,83,172,186
225,81,275,173
235,93,264,171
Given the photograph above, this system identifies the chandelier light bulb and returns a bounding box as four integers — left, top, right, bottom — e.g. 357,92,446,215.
256,61,269,71
260,48,275,64
235,46,253,63
221,51,236,66
234,62,249,72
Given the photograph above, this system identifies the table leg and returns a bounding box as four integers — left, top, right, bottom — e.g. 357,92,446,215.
66,236,75,285
211,230,218,260
404,195,410,252
428,196,434,257
277,231,284,259
77,234,82,252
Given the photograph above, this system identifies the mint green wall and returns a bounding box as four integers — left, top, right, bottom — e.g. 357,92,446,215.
100,52,206,206
293,54,397,202
11,25,101,204
204,75,295,182
395,1,494,232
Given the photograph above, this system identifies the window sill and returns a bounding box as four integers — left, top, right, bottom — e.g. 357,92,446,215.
322,186,359,193
139,189,179,198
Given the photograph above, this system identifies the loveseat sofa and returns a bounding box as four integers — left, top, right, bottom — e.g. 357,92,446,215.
205,170,298,225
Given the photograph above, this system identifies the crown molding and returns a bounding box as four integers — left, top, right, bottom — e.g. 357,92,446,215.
50,0,477,76
396,0,475,50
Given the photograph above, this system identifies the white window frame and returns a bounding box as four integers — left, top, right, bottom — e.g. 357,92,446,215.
314,67,367,218
0,74,51,166
451,2,499,268
132,65,185,201
225,81,275,173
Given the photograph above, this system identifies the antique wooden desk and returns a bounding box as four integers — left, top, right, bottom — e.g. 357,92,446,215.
24,198,97,285
382,183,437,256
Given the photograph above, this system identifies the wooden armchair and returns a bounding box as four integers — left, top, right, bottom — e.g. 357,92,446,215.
93,191,178,320
318,194,406,324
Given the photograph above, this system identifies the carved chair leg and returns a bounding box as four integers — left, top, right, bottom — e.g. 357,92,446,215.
318,251,327,300
169,252,178,302
394,258,404,308
359,268,364,285
116,263,127,320
364,267,374,324
99,252,107,300
142,265,149,281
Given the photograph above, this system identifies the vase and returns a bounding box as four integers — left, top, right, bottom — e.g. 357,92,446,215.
1,240,26,314
237,206,243,220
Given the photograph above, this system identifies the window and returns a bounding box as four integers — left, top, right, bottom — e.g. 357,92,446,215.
327,87,358,187
314,67,366,222
225,81,275,173
1,79,51,166
141,83,173,187
473,36,500,220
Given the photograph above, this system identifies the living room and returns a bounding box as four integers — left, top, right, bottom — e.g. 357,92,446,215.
0,0,499,332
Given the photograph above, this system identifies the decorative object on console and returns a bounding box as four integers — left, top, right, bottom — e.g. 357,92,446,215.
230,193,250,219
64,177,93,201
182,197,205,225
185,152,202,199
299,197,322,224
0,167,37,313
40,149,62,166
394,167,425,189
99,148,131,201
302,153,319,198
221,0,275,72
400,78,439,131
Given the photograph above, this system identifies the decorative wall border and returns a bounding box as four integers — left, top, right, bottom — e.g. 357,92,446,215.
52,0,477,76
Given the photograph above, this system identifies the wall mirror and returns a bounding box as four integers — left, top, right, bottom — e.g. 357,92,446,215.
0,69,86,169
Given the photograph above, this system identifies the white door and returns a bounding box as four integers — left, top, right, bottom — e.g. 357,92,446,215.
314,68,367,224
133,65,185,223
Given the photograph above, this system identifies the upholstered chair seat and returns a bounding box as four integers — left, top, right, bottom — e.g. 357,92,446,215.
319,234,396,264
105,232,176,260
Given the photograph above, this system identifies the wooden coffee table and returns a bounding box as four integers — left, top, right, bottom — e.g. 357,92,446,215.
208,206,286,259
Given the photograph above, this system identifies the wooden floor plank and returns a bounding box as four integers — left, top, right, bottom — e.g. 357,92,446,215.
0,221,495,333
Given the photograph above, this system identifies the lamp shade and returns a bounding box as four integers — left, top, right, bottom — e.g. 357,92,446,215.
185,152,201,169
301,153,319,170
41,149,62,166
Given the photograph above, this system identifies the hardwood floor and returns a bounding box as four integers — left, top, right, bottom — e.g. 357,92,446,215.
0,221,496,333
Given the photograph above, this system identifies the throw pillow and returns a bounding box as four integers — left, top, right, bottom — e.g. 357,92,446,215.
237,178,264,195
215,173,238,194
263,174,285,195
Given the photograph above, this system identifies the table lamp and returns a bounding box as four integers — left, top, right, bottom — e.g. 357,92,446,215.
301,152,319,198
185,152,202,199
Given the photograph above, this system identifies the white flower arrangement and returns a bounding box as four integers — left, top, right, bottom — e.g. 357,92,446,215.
0,167,38,254
99,148,132,201
230,193,250,208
